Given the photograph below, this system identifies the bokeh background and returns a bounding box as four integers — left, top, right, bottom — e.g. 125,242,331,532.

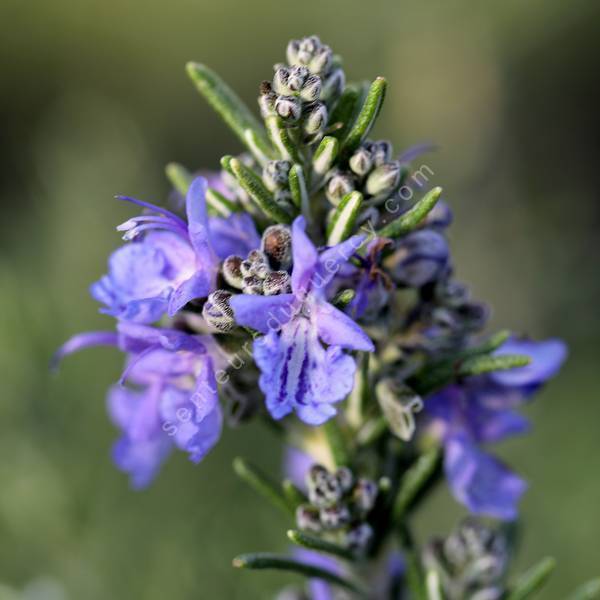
1,0,599,598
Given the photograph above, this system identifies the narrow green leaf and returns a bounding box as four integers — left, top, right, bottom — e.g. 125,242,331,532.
312,136,340,176
341,77,387,157
282,479,306,510
232,552,366,595
378,187,442,238
332,288,356,309
328,86,360,140
506,557,556,600
326,191,363,246
244,128,275,165
347,353,370,429
323,419,350,467
462,329,512,358
356,416,387,446
568,579,600,600
425,570,444,600
220,154,235,175
233,457,292,516
287,529,356,561
398,527,427,600
458,354,530,377
288,164,310,221
394,447,442,520
265,115,302,164
186,62,270,155
229,158,292,224
206,188,237,217
165,162,193,196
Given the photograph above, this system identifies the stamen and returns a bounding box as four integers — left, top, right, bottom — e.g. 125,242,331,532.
115,195,188,229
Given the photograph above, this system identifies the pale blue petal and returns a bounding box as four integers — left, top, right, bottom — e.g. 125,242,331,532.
491,338,567,388
230,293,296,333
444,434,526,520
291,216,318,295
313,300,374,351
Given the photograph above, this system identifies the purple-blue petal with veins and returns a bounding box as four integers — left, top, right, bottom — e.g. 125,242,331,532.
291,216,318,295
159,382,222,463
91,231,195,323
167,270,212,316
316,234,365,291
313,300,374,351
491,337,567,388
444,434,526,520
466,401,531,444
230,293,297,334
51,331,119,369
111,433,172,490
254,318,355,425
209,213,261,259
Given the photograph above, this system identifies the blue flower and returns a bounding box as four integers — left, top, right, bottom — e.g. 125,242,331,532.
91,177,259,323
387,229,450,288
426,337,567,519
230,217,374,425
54,322,224,488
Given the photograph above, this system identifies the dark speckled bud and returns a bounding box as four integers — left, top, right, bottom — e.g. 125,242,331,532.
319,504,351,529
335,466,354,493
296,504,322,533
222,255,244,289
353,478,378,514
261,225,292,271
263,271,291,295
202,290,235,332
347,523,373,551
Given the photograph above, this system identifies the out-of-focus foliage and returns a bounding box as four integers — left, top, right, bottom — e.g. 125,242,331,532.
1,0,599,597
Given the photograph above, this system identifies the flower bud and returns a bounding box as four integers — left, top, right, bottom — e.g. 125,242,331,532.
353,478,378,514
335,466,354,493
202,290,235,332
386,230,449,287
272,67,290,95
258,81,277,117
371,140,393,166
321,68,345,102
263,160,291,192
261,225,292,270
365,162,401,197
275,95,302,122
326,172,355,205
242,275,264,295
319,504,351,529
346,523,373,551
299,74,322,102
287,65,309,92
222,255,244,289
296,505,322,533
308,471,343,508
349,147,373,177
308,46,332,76
303,102,328,137
263,271,291,295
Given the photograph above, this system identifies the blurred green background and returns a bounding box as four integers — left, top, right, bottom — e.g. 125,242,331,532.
1,0,599,597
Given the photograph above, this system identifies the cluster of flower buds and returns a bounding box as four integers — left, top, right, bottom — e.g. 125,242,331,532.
295,464,378,553
423,519,509,600
203,225,293,331
259,36,344,144
326,140,402,209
